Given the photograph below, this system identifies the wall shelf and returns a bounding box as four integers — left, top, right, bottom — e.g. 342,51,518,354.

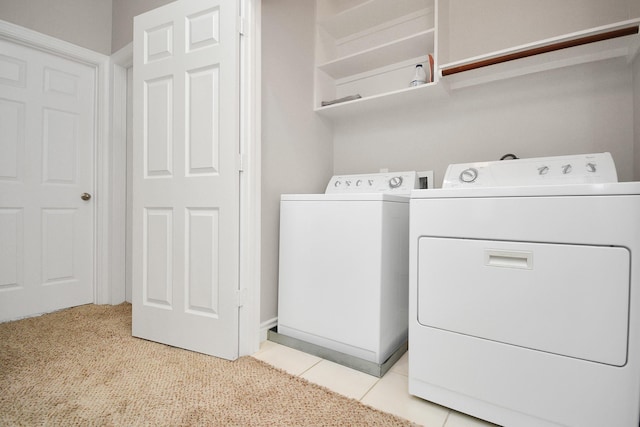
314,2,640,118
314,81,446,119
314,0,436,116
441,25,638,77
318,30,434,79
439,19,640,89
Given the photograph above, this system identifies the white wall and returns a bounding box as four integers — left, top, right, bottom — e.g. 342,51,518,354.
111,0,175,53
334,58,634,186
0,0,113,54
261,0,333,324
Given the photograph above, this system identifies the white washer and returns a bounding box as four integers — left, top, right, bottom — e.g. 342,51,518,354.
409,153,640,427
278,171,418,364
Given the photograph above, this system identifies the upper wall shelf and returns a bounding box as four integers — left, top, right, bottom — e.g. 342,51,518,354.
314,80,446,119
314,1,640,120
318,29,434,79
314,0,436,115
439,19,640,90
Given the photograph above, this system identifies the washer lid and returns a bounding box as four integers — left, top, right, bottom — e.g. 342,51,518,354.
442,153,618,189
281,193,409,202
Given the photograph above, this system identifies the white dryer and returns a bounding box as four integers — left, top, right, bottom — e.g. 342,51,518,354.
278,171,418,364
409,153,640,427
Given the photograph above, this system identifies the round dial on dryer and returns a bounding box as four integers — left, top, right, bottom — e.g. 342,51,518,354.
459,168,478,183
388,176,403,189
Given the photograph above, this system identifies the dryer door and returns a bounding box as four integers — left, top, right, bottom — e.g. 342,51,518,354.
417,237,630,366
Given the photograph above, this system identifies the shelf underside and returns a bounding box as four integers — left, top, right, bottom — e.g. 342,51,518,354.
317,0,431,39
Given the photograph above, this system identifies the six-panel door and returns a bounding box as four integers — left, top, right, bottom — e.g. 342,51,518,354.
132,0,241,359
0,38,95,321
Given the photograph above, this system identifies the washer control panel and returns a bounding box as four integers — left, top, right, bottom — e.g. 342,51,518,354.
442,153,618,188
326,171,419,195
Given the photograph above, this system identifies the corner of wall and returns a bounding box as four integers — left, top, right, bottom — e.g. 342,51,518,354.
260,0,334,324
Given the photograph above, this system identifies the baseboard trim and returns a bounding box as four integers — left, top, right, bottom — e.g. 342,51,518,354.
260,317,277,342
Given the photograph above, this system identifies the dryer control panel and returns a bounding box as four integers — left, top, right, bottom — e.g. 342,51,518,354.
442,153,618,188
326,171,419,195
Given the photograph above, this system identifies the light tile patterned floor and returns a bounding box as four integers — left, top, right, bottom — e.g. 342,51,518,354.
252,341,497,427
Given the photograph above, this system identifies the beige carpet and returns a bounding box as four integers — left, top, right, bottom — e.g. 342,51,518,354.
0,303,415,426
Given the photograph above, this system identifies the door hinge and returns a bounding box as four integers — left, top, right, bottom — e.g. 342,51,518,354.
237,153,246,172
236,288,248,307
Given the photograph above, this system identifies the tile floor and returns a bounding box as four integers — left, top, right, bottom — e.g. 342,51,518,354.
252,340,497,427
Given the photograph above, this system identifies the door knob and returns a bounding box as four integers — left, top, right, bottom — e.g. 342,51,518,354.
81,193,92,201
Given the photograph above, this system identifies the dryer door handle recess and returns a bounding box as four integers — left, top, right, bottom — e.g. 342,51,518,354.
484,249,533,270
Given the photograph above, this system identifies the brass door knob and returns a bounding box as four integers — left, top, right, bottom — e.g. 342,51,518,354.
81,193,92,201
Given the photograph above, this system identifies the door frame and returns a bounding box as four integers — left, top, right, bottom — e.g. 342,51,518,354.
109,43,133,306
0,18,109,311
109,0,262,356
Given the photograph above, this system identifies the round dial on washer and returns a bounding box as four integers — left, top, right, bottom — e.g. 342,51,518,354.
459,168,478,183
388,176,403,189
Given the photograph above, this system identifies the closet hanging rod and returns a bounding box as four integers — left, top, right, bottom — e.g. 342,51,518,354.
441,25,639,77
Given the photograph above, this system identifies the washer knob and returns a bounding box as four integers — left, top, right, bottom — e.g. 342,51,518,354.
459,168,478,183
388,176,403,189
562,164,572,174
586,162,597,173
538,166,549,175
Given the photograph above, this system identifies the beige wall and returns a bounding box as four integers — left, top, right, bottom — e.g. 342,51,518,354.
111,0,175,53
444,0,633,64
0,0,177,54
0,0,113,54
261,0,333,324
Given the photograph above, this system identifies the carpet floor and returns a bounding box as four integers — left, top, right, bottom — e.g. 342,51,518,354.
0,303,415,426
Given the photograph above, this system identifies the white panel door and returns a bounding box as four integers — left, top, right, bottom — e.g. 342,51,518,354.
0,39,95,322
132,0,240,359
